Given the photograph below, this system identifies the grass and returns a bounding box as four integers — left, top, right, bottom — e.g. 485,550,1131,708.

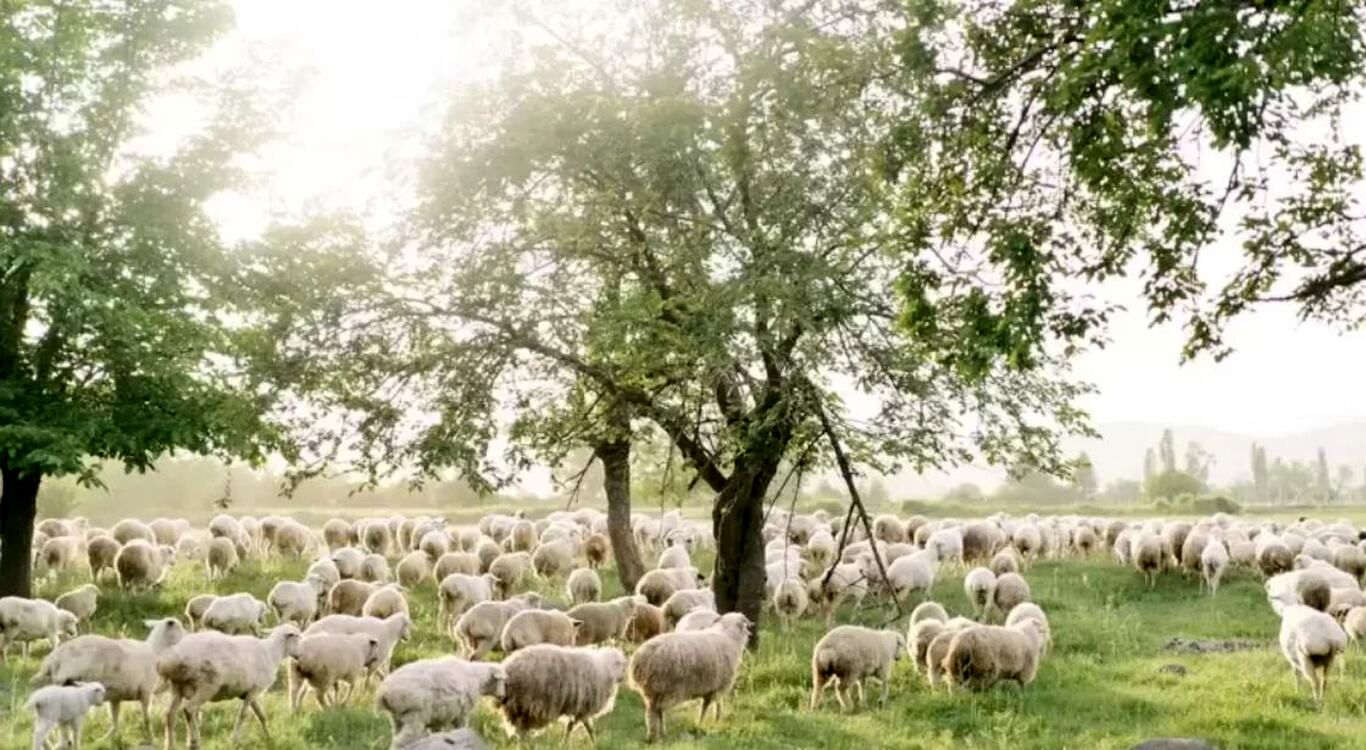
6,543,1366,749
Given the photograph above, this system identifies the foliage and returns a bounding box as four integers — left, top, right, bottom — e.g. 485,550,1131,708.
1098,479,1142,505
34,479,80,520
1071,452,1098,497
942,482,984,503
991,469,1083,506
1145,469,1205,501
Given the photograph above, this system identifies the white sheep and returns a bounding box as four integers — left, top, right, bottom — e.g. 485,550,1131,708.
433,552,482,582
500,609,581,653
269,576,329,627
1202,539,1229,594
657,544,692,570
1275,602,1348,704
564,596,638,648
964,567,997,620
114,540,175,591
635,567,704,607
306,612,413,681
1005,602,1052,655
34,617,186,744
26,682,106,750
498,645,628,739
376,657,507,750
361,553,392,583
675,608,723,632
439,573,497,625
872,549,937,603
0,596,78,661
566,567,602,604
364,585,411,620
206,536,240,581
397,551,434,587
288,632,385,709
54,585,99,631
157,625,303,749
332,547,366,579
662,588,716,630
308,556,342,589
810,625,905,711
628,612,752,742
942,619,1047,690
772,578,809,629
201,593,270,636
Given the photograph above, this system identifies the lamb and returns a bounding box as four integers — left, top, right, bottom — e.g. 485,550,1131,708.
439,573,497,625
288,632,385,709
629,612,752,742
662,588,716,629
1202,539,1230,594
942,619,1047,690
810,626,905,711
157,625,303,748
330,579,381,617
376,657,507,750
54,585,99,631
992,573,1032,619
397,551,434,588
489,551,534,597
269,576,329,627
86,536,122,582
364,585,411,620
498,645,628,739
500,609,581,653
566,567,602,605
201,593,270,636
206,536,240,581
964,568,997,620
1276,603,1348,704
33,617,186,744
635,566,704,607
114,540,175,591
26,682,106,750
772,578,809,629
0,596,79,661
456,598,539,658
361,553,392,583
306,612,413,680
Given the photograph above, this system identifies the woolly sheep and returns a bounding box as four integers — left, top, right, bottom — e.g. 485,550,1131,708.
489,552,534,597
1202,539,1229,595
363,521,394,556
501,609,580,653
1133,533,1165,587
772,578,809,629
456,598,538,658
361,553,392,583
157,625,303,748
635,566,704,607
433,552,482,582
26,682,106,750
308,556,342,589
813,563,869,625
330,579,381,617
206,536,240,581
420,530,451,562
943,619,1046,690
1258,535,1295,577
306,612,413,680
625,601,665,644
288,632,385,709
1342,607,1366,642
376,657,507,750
675,608,722,632
0,596,78,661
662,588,716,629
202,593,270,636
990,548,1022,576
439,573,497,625
39,536,86,576
910,601,948,625
629,612,751,742
1276,603,1348,704
566,567,602,605
869,549,937,603
269,576,329,627
923,617,977,687
498,645,628,739
54,585,99,631
561,596,635,647
364,585,411,620
34,617,185,744
398,551,434,588
184,595,217,631
585,534,610,568
114,540,174,591
991,572,1031,619
1005,602,1052,655
86,536,121,582
872,514,907,544
962,522,1002,562
323,518,353,550
810,626,905,711
1334,545,1366,582
657,543,692,570
332,547,366,579
111,519,155,545
964,568,997,620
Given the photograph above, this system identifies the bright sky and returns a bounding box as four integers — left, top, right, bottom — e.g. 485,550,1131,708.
199,1,1366,439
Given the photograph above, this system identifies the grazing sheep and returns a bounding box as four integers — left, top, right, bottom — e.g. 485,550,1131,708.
288,632,385,709
1005,602,1052,655
323,518,354,550
361,553,392,583
26,682,106,750
675,608,722,632
0,596,79,661
529,541,575,579
206,536,240,581
990,548,1023,576
184,595,217,631
964,568,997,620
657,543,692,570
439,573,498,625
362,521,394,556
628,612,751,742
510,520,537,551
420,530,451,562
86,536,122,582
456,598,539,659
962,522,1002,562
433,552,482,582
201,593,270,636
873,514,907,544
501,609,580,653
308,557,342,589
54,585,99,631
566,567,603,605
34,617,186,744
567,596,641,647
1202,540,1229,594
625,602,665,644
332,547,366,579
158,625,303,749
269,576,329,627
662,588,716,630
1133,533,1166,587
397,551,434,588
584,534,610,568
635,567,704,607
1333,545,1366,582
330,579,381,617
1342,606,1366,643
872,550,937,603
813,563,870,625
306,612,413,680
1276,603,1348,704
498,645,628,739
111,519,155,545
39,536,86,577
943,619,1047,690
810,626,905,711
923,617,977,687
114,540,174,591
910,601,948,625
772,578,809,629
1258,536,1295,577
364,585,411,620
992,573,1031,619
376,658,507,750
489,552,534,597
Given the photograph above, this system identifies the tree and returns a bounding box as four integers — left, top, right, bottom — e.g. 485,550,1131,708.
1316,447,1333,501
0,1,280,597
1159,430,1177,475
1184,442,1213,485
1251,444,1270,503
944,483,984,503
1335,465,1355,500
1072,453,1098,498
257,0,1093,637
1099,480,1141,505
1146,470,1204,502
1142,448,1157,488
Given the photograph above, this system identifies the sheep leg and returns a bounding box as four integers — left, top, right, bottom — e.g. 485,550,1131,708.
32,717,53,750
833,682,849,713
879,671,891,707
100,701,121,741
140,697,154,743
231,699,251,742
854,679,867,710
697,697,712,723
163,693,182,750
315,683,330,710
810,674,826,710
247,697,271,740
72,716,84,750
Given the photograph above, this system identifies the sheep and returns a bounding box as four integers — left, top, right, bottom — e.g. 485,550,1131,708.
403,729,489,750
362,521,395,556
288,632,385,709
433,552,482,582
625,601,665,644
419,530,451,562
323,518,354,550
870,549,937,604
489,552,534,597
397,551,433,588
657,543,692,570
33,617,185,744
184,595,217,631
662,588,716,630
509,520,537,551
1276,603,1348,704
584,534,610,568
111,518,155,545
0,596,78,661
1202,539,1229,594
474,539,503,572
364,585,411,620
206,536,240,581
962,522,1002,562
872,514,907,544
560,596,635,648
202,593,270,636
498,645,628,739
1342,606,1366,643
990,548,1023,576
992,572,1031,619
308,556,342,589
332,547,366,579
500,609,580,653
86,536,122,582
1133,533,1166,587
810,626,905,711
456,598,539,658
1258,535,1295,577
907,619,946,676
376,657,507,750
330,579,381,617
158,625,303,748
114,540,174,591
675,608,723,632
439,573,497,625
910,601,948,625
942,619,1046,690
813,563,869,625
772,578,809,629
269,576,329,627
54,584,99,631
1334,545,1366,582
629,612,751,742
566,567,603,605
39,536,86,576
1005,602,1052,655
923,617,977,687
964,567,997,620
306,612,413,680
26,682,107,750
361,553,392,583
635,566,704,607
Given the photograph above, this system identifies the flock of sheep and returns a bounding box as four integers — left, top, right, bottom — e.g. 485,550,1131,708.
2,507,1364,748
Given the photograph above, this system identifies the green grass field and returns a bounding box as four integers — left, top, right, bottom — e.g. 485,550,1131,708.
5,529,1366,748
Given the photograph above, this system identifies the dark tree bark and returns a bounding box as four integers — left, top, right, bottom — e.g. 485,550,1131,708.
712,456,781,647
0,463,42,598
600,434,646,592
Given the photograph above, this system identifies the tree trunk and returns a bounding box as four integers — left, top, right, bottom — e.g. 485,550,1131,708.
600,436,646,592
712,459,780,647
0,463,42,598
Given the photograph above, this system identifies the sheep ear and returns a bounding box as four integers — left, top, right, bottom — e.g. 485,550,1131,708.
571,619,585,631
